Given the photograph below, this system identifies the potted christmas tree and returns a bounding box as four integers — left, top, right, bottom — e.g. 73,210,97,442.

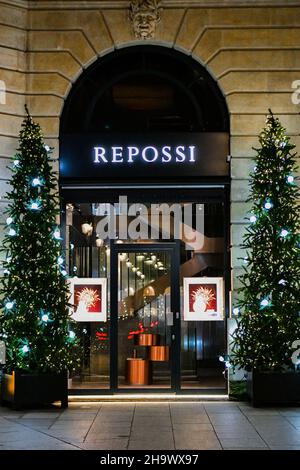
0,108,80,409
231,110,300,406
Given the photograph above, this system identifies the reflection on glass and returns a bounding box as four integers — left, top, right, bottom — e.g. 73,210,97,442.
66,203,110,389
118,252,172,388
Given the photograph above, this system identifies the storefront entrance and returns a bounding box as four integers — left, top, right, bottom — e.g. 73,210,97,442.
112,243,179,391
59,45,230,395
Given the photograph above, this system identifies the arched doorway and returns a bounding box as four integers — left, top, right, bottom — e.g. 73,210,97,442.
60,46,230,395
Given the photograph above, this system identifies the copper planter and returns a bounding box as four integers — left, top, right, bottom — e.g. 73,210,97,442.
149,346,170,362
134,333,160,346
125,359,151,385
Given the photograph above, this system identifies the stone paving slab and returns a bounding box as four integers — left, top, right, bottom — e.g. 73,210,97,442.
0,401,300,450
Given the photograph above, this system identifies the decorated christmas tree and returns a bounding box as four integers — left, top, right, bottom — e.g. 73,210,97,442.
231,110,300,372
0,107,80,374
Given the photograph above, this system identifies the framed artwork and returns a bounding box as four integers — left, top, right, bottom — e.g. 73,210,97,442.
69,278,107,322
183,277,224,321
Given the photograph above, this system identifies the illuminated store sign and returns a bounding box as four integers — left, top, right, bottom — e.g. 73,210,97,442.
60,132,229,181
93,145,196,164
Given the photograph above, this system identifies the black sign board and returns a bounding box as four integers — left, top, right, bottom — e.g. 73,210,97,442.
60,132,229,182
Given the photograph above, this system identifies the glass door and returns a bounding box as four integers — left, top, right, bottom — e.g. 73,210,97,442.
110,243,180,391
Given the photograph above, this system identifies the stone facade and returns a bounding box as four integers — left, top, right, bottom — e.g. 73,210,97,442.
0,0,300,309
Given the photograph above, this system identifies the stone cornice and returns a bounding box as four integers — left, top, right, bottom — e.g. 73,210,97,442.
2,0,300,11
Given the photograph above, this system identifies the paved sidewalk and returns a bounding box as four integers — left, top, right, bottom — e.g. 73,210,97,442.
1,402,300,450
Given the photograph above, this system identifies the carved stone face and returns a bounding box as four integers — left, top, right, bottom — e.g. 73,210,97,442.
132,11,159,39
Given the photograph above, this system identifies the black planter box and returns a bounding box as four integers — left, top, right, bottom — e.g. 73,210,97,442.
247,370,300,407
0,369,68,409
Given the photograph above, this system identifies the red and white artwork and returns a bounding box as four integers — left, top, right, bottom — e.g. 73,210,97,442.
69,278,107,322
183,277,224,321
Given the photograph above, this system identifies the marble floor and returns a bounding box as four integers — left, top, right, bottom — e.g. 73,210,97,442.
1,401,300,450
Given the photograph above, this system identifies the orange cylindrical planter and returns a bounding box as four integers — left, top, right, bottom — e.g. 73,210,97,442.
134,333,160,346
125,359,151,385
149,346,170,362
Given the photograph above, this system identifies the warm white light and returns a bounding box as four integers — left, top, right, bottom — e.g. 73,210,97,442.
119,253,127,261
96,238,104,247
132,267,137,272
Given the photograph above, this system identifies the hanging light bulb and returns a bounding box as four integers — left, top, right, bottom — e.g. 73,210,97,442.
132,267,137,272
126,260,132,268
6,217,13,225
69,331,76,339
232,307,240,316
96,237,104,247
8,228,16,237
57,256,64,265
140,274,145,279
21,345,29,353
13,159,19,167
219,356,225,362
287,175,294,184
250,215,257,223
